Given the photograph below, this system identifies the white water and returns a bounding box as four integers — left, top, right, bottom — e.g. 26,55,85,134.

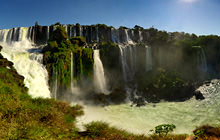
46,26,50,41
71,52,74,89
139,31,143,42
70,52,81,96
145,45,152,71
118,44,137,83
96,27,99,42
124,29,134,44
51,67,58,99
111,28,120,43
118,44,137,99
0,28,50,98
198,48,208,72
77,79,220,134
93,50,108,94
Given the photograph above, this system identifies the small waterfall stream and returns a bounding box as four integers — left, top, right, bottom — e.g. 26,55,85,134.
198,48,208,72
145,45,152,71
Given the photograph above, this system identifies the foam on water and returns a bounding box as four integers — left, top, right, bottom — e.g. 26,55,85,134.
77,80,220,134
0,38,50,98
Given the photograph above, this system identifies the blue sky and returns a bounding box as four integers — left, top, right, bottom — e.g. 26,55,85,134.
0,0,220,35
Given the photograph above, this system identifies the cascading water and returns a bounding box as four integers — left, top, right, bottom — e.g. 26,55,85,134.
70,52,79,94
145,45,152,71
118,44,137,99
96,27,99,42
118,44,137,83
0,28,50,98
71,52,74,89
139,31,143,42
93,50,108,94
124,29,133,44
51,66,58,99
111,28,120,43
47,26,50,41
197,47,208,72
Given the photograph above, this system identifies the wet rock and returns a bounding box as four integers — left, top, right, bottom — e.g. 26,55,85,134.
132,97,146,107
204,81,211,86
194,90,205,100
108,88,126,104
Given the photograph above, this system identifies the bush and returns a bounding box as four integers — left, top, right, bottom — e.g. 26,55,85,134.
152,124,176,136
70,36,86,46
51,26,68,43
193,125,220,138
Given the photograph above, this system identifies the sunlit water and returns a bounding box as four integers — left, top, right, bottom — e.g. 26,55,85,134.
76,79,220,134
0,40,50,98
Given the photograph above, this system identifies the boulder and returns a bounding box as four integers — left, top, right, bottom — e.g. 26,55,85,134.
194,90,205,100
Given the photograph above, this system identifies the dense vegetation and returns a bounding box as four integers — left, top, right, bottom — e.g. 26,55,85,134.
136,68,196,103
145,27,220,80
43,26,94,98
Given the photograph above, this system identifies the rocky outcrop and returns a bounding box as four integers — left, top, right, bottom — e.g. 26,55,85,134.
0,45,26,91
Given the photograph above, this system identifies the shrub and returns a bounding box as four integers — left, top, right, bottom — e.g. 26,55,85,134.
152,124,176,136
193,125,220,138
51,26,68,43
70,36,86,46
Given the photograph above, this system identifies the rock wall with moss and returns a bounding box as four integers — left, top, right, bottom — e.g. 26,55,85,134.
42,26,94,99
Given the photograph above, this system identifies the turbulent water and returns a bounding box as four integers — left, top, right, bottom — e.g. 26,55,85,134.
77,79,220,134
93,50,108,94
0,28,50,98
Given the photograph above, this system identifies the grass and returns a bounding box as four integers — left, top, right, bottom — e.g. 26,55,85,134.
80,121,187,140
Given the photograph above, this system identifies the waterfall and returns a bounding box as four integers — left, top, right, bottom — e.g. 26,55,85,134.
124,29,133,44
79,26,82,37
0,28,50,98
69,26,72,38
96,27,99,42
195,46,208,72
200,48,208,72
93,50,108,94
51,66,58,99
139,31,143,42
70,52,77,91
111,28,120,43
29,53,43,64
145,45,152,71
46,26,50,41
118,44,137,99
73,26,76,37
118,45,136,83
